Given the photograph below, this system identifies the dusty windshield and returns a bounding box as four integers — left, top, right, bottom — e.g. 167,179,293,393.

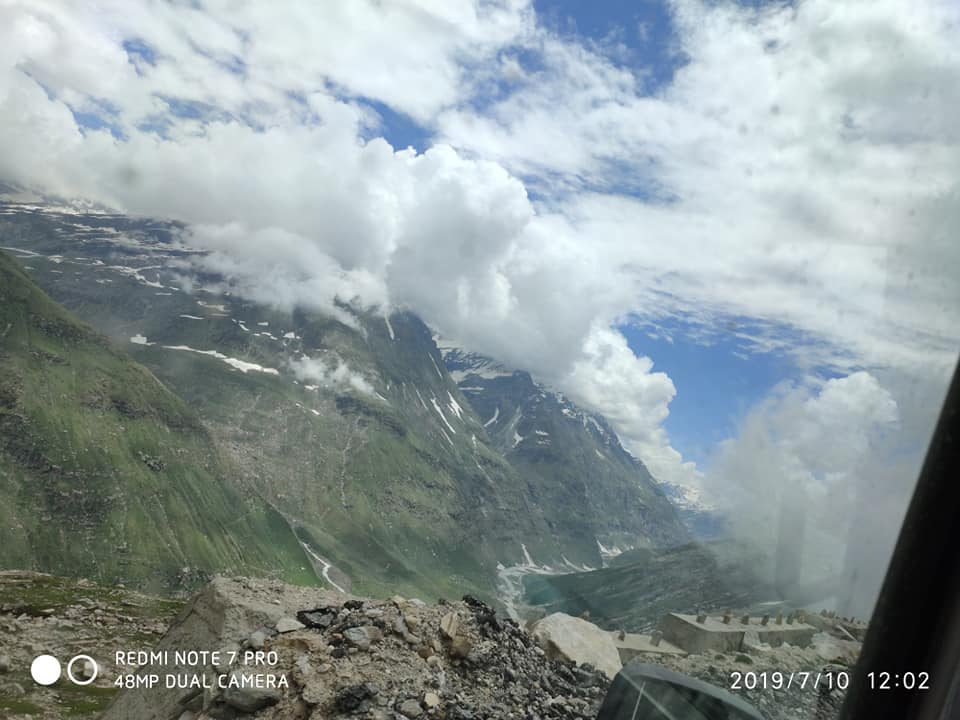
0,2,957,720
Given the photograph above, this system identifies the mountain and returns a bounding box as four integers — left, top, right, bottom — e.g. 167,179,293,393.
657,481,726,540
521,541,777,632
441,345,690,564
0,250,316,594
0,195,690,604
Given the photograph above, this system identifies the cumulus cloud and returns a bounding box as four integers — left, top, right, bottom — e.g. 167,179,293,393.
439,0,960,373
0,0,956,532
182,223,388,330
290,356,377,397
562,326,700,486
705,372,904,616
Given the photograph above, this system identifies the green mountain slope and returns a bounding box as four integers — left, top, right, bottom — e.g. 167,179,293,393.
0,211,557,600
0,199,693,605
122,307,555,601
0,250,316,593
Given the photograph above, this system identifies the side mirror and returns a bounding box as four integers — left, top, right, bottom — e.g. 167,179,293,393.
598,662,765,720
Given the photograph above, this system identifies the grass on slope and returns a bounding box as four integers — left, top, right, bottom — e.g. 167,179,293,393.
0,250,318,594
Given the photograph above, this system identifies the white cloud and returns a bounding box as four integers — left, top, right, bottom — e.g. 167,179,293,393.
290,356,376,397
0,0,536,126
181,223,388,331
704,371,905,616
562,325,698,487
439,0,960,374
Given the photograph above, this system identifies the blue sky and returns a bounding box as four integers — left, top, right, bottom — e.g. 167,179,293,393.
366,100,433,154
620,318,786,466
369,0,688,154
534,0,688,92
618,316,850,468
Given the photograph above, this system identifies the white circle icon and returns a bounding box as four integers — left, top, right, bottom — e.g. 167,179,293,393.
67,655,98,686
30,655,61,686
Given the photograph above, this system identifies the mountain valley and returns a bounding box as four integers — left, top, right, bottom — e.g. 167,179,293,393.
0,196,692,607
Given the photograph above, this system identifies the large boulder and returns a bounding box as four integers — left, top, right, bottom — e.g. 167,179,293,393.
222,670,282,712
531,613,622,679
100,576,347,720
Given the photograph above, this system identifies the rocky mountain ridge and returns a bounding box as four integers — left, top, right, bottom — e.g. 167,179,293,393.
0,196,689,605
440,344,689,560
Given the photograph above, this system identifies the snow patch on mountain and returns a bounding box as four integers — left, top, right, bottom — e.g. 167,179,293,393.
413,386,429,411
438,345,513,382
162,345,280,375
596,539,627,565
428,353,444,379
521,543,536,567
561,555,595,572
496,544,560,620
107,264,165,289
446,391,464,420
294,401,322,417
0,245,40,257
449,366,512,381
430,396,457,434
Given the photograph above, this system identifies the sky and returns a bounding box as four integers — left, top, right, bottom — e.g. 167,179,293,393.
1,0,958,614
619,314,798,466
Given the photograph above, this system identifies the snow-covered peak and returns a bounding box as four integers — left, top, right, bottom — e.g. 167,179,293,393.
439,345,513,382
658,480,715,513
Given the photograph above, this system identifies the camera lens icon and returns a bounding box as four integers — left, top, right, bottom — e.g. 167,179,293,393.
30,655,61,686
67,655,98,686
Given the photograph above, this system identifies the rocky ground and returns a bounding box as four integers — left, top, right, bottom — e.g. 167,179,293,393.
0,571,860,720
0,570,183,718
100,575,612,720
196,594,610,720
